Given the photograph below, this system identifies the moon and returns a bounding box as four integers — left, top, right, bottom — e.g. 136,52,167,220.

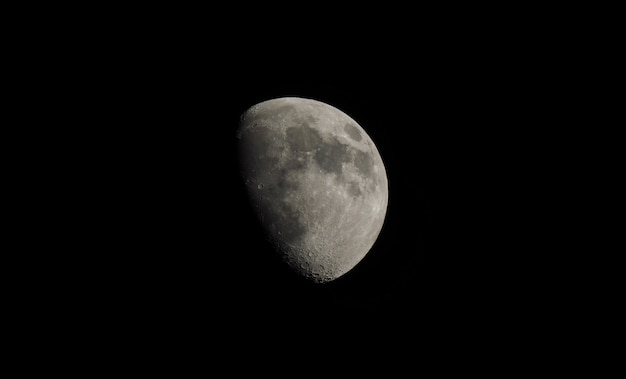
236,97,388,283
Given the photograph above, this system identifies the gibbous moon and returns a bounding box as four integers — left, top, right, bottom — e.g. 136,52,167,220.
236,97,388,283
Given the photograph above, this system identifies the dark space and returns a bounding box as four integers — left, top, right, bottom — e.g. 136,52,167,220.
69,19,570,351
12,3,596,371
95,71,544,316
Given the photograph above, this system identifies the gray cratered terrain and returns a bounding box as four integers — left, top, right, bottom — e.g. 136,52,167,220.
236,97,388,283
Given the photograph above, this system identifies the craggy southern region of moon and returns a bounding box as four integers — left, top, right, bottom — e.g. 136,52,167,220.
236,97,388,283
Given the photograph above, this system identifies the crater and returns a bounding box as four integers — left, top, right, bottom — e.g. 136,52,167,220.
250,102,301,130
347,181,362,197
344,122,362,142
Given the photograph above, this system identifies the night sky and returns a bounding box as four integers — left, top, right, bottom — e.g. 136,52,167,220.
84,23,559,333
35,6,583,368
108,72,537,313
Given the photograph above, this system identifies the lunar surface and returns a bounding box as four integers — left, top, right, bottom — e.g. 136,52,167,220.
236,97,388,283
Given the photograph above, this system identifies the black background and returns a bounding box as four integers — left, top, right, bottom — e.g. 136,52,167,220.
14,4,603,371
8,11,602,376
97,66,546,314
58,10,579,347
